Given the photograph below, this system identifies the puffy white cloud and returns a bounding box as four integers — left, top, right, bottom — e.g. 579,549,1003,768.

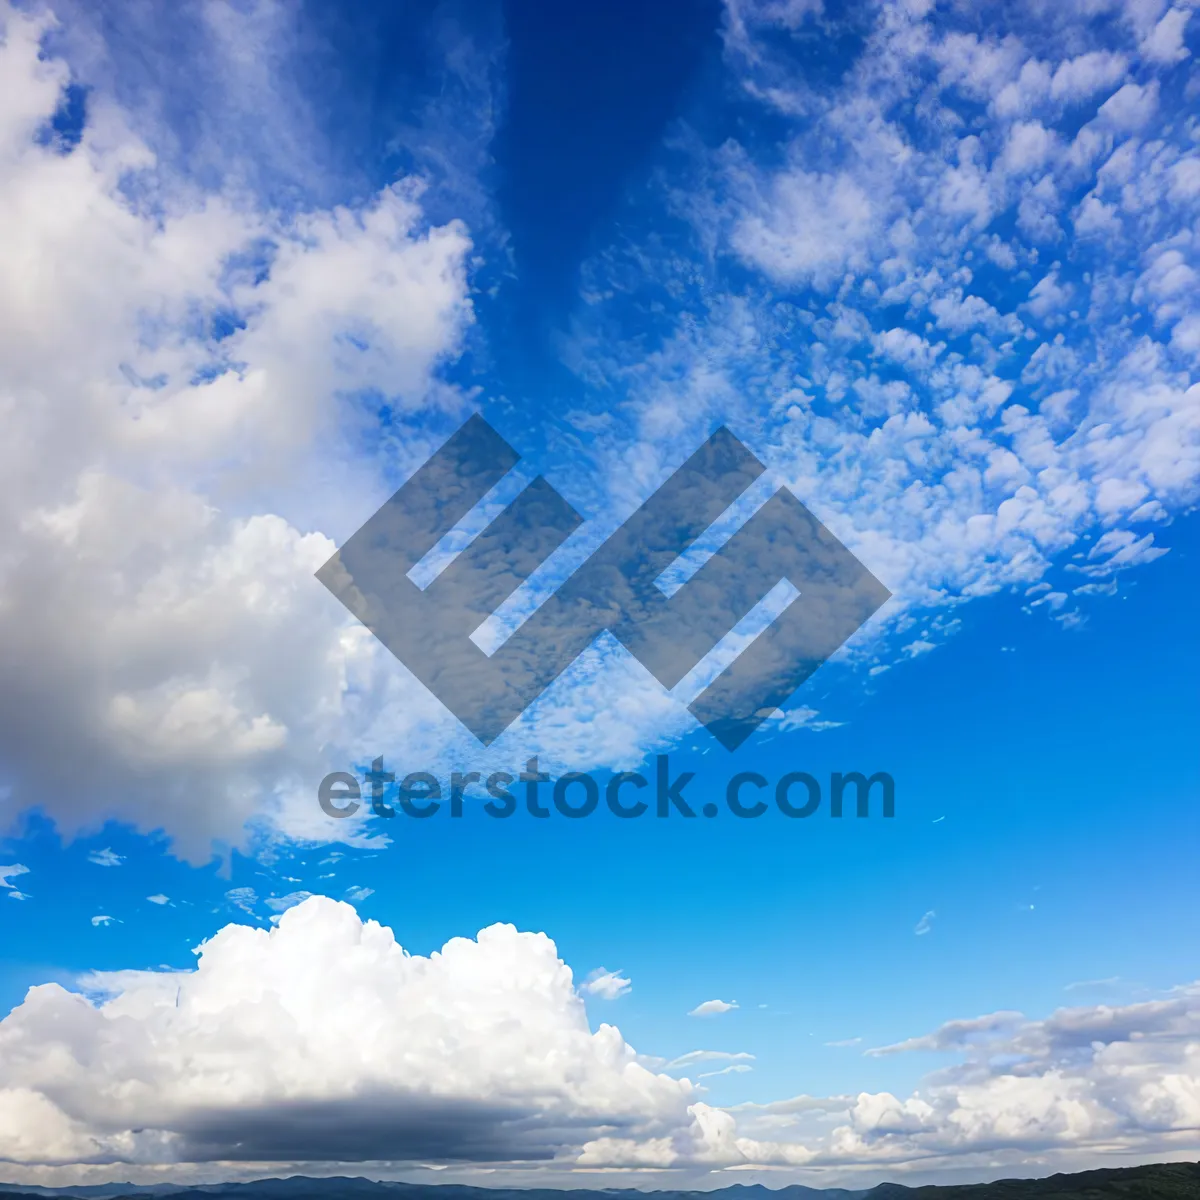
1139,6,1192,64
730,170,876,287
0,897,697,1167
1096,80,1159,130
1048,50,1129,102
1,898,1199,1179
832,990,1200,1165
0,3,476,858
1002,120,1058,174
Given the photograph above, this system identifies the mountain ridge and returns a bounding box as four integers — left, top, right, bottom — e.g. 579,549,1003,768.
3,1163,1199,1200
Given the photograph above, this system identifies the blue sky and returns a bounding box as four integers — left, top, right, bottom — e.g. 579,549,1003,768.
0,0,1198,1189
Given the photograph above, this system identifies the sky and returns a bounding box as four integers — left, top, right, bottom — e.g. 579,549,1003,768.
0,0,1198,1190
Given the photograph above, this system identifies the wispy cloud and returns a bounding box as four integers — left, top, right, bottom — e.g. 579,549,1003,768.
0,863,29,890
698,1063,753,1078
1065,976,1123,992
664,1050,756,1070
582,968,633,1000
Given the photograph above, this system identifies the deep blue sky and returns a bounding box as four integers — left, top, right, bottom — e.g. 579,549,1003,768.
1,0,1198,1184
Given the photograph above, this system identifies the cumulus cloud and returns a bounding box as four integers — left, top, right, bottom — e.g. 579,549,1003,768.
0,898,698,1167
0,2,476,858
1,898,1198,1179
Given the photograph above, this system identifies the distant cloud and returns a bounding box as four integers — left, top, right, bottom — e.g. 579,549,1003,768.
266,891,314,916
689,998,738,1016
698,1063,753,1078
825,1037,863,1048
582,968,632,1000
1064,976,1123,992
664,1050,755,1070
87,848,124,867
146,894,170,906
90,915,114,927
5,899,1198,1175
224,887,258,914
344,886,375,904
867,1010,1026,1057
0,863,29,891
914,910,936,936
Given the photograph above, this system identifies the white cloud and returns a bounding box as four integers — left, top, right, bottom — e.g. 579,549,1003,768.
730,170,876,287
582,968,633,1000
914,910,936,936
1139,7,1192,64
553,0,1200,727
0,2,476,859
0,897,697,1167
0,863,30,890
1,899,1199,1179
690,999,739,1017
1064,976,1123,992
224,887,258,914
86,848,124,868
3,0,1199,859
1002,120,1057,175
699,1064,753,1078
1049,50,1129,102
664,1050,756,1069
89,915,114,927
1096,80,1159,130
146,894,170,906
